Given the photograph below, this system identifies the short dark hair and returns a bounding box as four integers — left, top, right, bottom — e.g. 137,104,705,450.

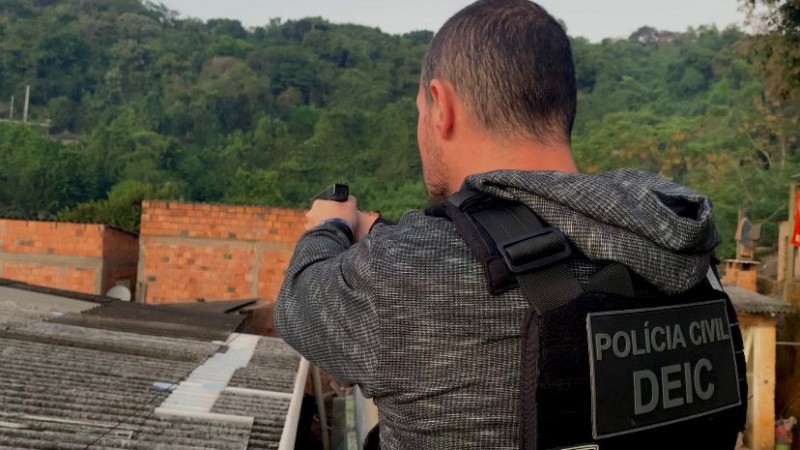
420,0,577,143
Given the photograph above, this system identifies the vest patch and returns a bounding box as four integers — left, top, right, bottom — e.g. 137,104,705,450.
586,300,741,439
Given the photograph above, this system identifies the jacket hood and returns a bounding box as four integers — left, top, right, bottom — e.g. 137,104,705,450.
464,169,721,294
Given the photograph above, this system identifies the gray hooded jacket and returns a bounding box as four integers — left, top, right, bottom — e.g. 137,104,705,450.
275,169,720,450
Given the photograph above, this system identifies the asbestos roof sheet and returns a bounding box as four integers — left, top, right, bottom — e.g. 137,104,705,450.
0,286,99,329
0,332,241,449
0,415,253,450
50,300,245,341
229,338,302,394
159,299,259,315
0,278,113,305
213,394,290,449
725,285,795,316
0,286,304,450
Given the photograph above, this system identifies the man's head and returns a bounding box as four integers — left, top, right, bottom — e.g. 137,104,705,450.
416,0,577,201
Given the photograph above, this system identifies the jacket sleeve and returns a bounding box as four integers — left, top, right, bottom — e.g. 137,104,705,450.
274,223,379,390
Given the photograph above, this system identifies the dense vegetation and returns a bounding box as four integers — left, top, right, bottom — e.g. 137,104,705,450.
0,0,798,258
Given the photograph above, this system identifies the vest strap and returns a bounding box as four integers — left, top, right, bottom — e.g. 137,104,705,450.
442,190,583,314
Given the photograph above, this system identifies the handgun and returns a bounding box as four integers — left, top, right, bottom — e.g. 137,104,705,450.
312,183,349,202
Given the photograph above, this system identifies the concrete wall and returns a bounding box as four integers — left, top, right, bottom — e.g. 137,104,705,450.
0,219,139,295
138,201,306,304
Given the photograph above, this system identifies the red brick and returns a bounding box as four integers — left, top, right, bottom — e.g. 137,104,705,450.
139,200,305,304
0,220,139,296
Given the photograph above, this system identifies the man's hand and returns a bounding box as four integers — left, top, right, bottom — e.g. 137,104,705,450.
305,196,380,243
306,196,360,233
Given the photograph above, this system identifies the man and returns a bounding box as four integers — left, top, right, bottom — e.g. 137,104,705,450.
276,1,734,449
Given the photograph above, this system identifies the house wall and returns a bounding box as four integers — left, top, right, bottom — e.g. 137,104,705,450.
137,201,306,304
102,227,140,296
0,220,138,296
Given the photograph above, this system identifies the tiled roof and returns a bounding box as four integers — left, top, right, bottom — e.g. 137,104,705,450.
0,284,304,450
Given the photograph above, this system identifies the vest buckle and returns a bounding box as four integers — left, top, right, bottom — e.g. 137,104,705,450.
496,227,572,273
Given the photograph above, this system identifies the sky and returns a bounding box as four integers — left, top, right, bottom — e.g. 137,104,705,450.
156,0,748,42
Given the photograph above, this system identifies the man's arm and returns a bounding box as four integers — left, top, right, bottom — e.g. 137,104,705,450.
274,200,381,388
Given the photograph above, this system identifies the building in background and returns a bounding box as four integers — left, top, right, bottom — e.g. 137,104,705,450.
0,219,138,296
0,203,348,449
137,201,306,304
0,202,307,333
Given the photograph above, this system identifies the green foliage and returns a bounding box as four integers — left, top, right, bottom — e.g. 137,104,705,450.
59,180,183,232
743,0,800,100
571,26,799,258
223,169,284,206
0,123,94,217
0,1,798,260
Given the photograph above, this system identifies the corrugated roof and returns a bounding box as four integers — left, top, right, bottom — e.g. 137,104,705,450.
0,332,243,449
0,285,99,329
213,395,290,450
725,285,795,315
0,278,114,305
0,285,304,450
2,321,220,362
50,300,245,341
159,299,259,315
229,338,302,394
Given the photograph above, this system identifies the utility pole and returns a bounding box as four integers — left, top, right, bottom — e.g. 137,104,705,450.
9,95,14,120
22,85,30,124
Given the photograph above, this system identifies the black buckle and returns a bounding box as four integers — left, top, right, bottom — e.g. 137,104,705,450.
448,189,493,212
496,227,572,273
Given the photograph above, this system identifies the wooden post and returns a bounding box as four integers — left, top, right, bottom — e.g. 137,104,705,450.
741,314,777,450
9,95,14,120
779,221,791,284
22,85,30,124
736,206,745,260
786,184,799,302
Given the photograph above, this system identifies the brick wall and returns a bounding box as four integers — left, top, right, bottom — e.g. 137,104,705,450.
138,201,306,304
102,227,140,295
0,220,139,296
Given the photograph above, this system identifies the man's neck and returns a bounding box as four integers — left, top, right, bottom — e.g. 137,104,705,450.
447,138,578,193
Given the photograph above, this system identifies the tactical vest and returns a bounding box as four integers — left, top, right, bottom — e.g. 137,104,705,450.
426,189,748,450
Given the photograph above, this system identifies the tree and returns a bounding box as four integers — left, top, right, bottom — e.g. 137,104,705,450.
742,0,800,100
2,0,796,260
59,180,184,232
0,123,94,217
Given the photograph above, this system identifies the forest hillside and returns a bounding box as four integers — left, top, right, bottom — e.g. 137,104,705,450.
1,0,798,258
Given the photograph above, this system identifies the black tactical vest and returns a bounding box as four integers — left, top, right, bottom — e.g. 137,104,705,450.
427,189,748,450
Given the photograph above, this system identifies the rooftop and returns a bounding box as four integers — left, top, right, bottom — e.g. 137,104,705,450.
0,282,305,449
725,284,796,316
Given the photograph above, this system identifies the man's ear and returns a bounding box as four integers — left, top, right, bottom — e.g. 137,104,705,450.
428,79,455,140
